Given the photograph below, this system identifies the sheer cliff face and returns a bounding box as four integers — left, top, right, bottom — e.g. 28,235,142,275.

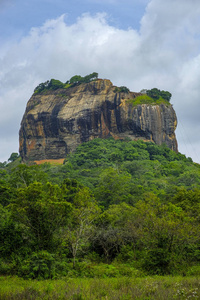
19,79,178,162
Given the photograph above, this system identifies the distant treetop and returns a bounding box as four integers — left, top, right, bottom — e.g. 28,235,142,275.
114,86,130,93
146,88,172,102
34,75,172,104
34,72,99,94
67,72,98,85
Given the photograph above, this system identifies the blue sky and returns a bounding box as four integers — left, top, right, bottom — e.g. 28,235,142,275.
1,0,200,163
0,0,147,39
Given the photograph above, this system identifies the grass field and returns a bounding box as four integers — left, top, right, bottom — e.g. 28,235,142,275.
0,276,200,299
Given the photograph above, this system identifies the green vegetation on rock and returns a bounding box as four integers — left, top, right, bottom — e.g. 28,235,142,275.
147,88,172,102
34,72,99,94
68,72,98,86
114,86,130,93
128,94,170,106
128,87,172,107
33,74,172,112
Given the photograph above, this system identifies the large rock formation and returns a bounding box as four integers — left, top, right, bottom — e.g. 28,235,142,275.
19,79,178,162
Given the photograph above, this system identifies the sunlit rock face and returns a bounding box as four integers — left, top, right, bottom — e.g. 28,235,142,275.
19,79,178,162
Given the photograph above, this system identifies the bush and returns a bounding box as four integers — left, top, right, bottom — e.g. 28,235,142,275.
114,86,130,93
186,265,200,276
34,79,65,93
0,259,14,275
48,79,65,90
34,73,99,93
18,251,56,279
69,72,98,86
141,248,171,275
115,245,136,263
146,88,172,102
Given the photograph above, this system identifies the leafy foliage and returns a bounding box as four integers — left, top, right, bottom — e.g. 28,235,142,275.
1,138,200,277
128,94,170,106
34,72,99,94
146,88,172,102
114,86,130,93
8,152,19,162
34,80,50,93
19,250,56,279
68,72,98,86
129,88,172,106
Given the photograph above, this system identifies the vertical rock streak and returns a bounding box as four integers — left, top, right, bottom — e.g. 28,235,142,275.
19,79,178,161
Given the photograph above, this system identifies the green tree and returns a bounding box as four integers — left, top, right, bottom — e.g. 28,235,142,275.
11,182,72,250
93,203,135,262
82,72,98,83
94,168,134,208
175,170,200,188
69,72,98,85
0,161,7,168
146,88,172,102
160,90,172,101
34,80,50,93
9,164,47,188
69,75,83,85
64,187,100,268
48,79,65,90
0,180,15,207
0,204,25,259
147,88,160,99
129,196,200,274
8,153,19,162
114,86,130,93
172,188,200,219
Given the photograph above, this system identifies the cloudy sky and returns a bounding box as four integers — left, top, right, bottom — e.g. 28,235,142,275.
1,0,200,163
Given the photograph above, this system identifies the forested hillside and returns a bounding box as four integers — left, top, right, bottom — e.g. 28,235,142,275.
1,138,200,278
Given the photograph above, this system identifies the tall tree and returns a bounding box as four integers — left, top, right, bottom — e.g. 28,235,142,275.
64,187,100,268
11,182,72,250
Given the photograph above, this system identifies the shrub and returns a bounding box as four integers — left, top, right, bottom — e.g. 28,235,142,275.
141,248,171,275
69,72,98,86
48,79,65,90
34,73,99,93
128,94,170,106
34,80,50,93
147,88,172,102
114,86,130,93
19,251,55,279
0,259,14,275
186,265,200,276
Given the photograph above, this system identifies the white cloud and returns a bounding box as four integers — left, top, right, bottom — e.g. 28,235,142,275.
1,0,200,162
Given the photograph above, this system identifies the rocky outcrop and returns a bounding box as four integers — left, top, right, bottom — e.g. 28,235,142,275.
19,79,178,162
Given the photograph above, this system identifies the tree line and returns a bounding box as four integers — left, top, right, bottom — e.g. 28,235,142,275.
34,72,99,94
0,138,200,278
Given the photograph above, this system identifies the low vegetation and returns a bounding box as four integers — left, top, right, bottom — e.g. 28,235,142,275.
128,94,170,106
1,275,200,299
128,87,172,107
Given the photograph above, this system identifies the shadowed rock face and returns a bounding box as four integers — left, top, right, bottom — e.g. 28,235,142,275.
19,79,178,161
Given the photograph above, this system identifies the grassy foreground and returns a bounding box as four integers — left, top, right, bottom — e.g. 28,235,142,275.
0,276,200,299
